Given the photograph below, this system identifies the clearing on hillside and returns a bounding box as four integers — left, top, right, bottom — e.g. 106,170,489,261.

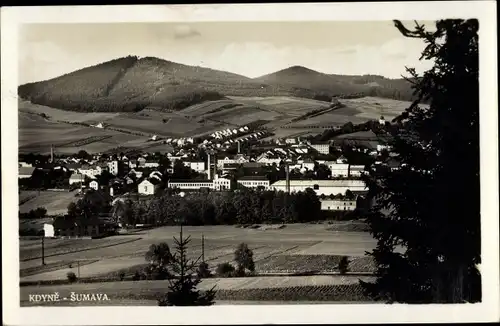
19,190,79,216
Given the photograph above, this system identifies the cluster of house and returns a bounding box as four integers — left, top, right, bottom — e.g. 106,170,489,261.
162,137,195,147
210,126,250,139
66,155,161,186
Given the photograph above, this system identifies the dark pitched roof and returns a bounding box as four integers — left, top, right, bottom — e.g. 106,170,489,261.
66,163,82,169
222,163,241,168
148,178,162,186
237,175,269,181
242,162,264,168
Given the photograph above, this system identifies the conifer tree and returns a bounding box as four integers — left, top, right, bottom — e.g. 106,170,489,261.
361,19,480,303
158,232,216,306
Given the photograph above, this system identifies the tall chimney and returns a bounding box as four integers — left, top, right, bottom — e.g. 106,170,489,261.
213,156,217,179
237,141,241,154
50,145,54,163
285,163,290,194
207,154,211,180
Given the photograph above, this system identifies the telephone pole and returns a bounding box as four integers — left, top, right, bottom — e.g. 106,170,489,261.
201,233,205,263
41,232,45,266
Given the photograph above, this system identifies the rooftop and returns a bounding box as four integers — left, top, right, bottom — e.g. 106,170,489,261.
271,179,366,187
237,176,269,181
169,179,214,183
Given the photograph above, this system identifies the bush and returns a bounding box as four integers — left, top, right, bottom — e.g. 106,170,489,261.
151,267,171,280
338,256,350,275
216,262,236,278
119,271,126,281
67,271,77,283
132,270,141,281
234,243,255,276
197,262,212,278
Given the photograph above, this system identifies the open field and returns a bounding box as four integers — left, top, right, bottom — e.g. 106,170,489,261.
19,190,79,216
227,96,330,115
19,224,377,283
20,274,376,306
19,101,119,123
18,95,413,153
19,110,157,154
203,105,282,126
340,96,426,121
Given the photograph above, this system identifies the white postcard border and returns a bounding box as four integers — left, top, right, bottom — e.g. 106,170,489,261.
1,2,498,325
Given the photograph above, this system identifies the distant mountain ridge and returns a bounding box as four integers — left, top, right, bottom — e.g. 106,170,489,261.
18,56,417,113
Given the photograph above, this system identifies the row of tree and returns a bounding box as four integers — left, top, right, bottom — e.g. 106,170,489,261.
309,119,395,143
114,188,322,227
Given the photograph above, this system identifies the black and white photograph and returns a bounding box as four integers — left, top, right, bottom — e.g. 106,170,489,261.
1,2,498,325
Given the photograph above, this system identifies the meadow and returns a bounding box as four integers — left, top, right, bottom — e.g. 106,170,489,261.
19,190,79,216
19,223,379,305
20,224,376,282
18,95,412,154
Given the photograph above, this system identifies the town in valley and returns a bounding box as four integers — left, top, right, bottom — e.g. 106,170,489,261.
16,17,481,307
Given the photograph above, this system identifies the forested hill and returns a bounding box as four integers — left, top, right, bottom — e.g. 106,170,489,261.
18,56,417,113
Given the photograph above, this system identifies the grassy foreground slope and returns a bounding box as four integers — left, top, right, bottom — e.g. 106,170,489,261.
18,56,416,113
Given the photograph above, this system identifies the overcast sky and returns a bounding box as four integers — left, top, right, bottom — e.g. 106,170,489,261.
19,21,435,84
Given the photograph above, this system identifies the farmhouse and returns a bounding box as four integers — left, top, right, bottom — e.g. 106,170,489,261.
270,179,367,196
69,173,84,185
320,199,357,211
19,166,36,179
137,179,161,195
236,176,270,189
